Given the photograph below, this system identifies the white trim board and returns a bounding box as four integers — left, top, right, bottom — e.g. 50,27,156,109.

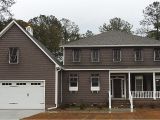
0,20,60,66
63,68,160,71
61,44,160,47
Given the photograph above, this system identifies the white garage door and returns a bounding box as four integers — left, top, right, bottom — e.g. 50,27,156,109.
0,80,45,109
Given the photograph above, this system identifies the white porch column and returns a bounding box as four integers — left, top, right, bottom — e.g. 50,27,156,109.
128,72,131,95
153,72,156,100
109,71,111,109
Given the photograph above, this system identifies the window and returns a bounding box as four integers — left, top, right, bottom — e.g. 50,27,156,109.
9,47,19,64
69,73,78,91
113,49,121,62
31,83,41,85
91,74,100,91
154,49,160,61
91,49,99,62
2,83,12,85
135,75,143,91
135,49,143,61
73,49,80,62
16,83,26,85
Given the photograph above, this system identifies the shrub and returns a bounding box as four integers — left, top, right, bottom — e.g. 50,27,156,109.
80,103,86,110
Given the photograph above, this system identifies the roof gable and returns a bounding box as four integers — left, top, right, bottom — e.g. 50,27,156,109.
0,20,61,66
62,31,160,47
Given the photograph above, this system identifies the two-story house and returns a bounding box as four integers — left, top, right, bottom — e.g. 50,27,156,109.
1,20,160,110
61,31,160,109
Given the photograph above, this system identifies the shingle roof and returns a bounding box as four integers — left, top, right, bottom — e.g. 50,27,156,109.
62,31,160,47
0,20,61,66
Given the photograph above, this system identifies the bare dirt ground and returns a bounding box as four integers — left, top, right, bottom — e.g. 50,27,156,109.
23,108,160,120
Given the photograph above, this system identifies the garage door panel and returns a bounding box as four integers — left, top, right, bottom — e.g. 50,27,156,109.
0,81,45,109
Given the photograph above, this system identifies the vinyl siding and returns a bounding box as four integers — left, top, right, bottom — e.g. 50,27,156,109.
62,71,109,104
64,47,160,67
0,25,56,109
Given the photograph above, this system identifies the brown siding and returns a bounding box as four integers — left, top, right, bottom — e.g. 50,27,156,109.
0,25,56,109
62,71,109,105
64,47,160,67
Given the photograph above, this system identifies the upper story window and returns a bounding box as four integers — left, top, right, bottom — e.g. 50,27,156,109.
154,48,160,61
72,49,80,62
91,49,99,62
69,73,78,91
113,49,121,62
9,47,19,64
135,49,143,61
91,74,100,91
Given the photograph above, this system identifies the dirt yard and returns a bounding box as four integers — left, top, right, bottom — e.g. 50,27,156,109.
23,109,160,119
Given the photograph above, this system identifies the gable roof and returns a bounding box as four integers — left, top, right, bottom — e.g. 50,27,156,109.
62,31,160,47
0,20,61,66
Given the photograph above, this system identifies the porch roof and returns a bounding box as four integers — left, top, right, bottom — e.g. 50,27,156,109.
63,65,160,71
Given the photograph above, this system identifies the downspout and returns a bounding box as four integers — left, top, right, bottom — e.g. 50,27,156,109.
48,65,61,110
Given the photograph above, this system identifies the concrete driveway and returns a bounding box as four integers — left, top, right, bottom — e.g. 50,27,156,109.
0,110,44,120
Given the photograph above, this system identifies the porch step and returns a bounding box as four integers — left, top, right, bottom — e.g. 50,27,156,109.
112,100,130,108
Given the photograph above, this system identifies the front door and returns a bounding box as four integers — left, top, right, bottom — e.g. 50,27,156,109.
113,79,122,98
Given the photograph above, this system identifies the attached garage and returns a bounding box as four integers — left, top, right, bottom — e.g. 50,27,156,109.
0,80,45,109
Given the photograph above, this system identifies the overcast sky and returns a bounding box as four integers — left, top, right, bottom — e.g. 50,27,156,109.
11,0,157,34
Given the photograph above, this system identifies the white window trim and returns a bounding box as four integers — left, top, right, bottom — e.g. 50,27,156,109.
113,49,121,62
69,74,78,91
72,49,80,62
134,49,143,62
9,48,19,64
91,76,100,91
154,49,160,61
135,75,143,91
91,49,100,62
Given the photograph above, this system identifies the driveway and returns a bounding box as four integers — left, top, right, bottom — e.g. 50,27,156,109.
0,110,44,120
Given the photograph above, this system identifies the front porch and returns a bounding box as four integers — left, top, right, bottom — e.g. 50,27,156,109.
108,70,160,110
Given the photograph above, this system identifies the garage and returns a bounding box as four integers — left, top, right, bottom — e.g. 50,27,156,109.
0,80,45,109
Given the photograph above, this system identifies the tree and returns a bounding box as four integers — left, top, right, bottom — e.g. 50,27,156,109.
140,1,160,40
0,0,15,21
29,15,63,53
99,17,133,33
60,18,80,44
81,30,94,38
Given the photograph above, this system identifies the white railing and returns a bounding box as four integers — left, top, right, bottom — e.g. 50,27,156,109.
109,90,111,109
129,91,133,112
131,91,153,98
156,91,160,98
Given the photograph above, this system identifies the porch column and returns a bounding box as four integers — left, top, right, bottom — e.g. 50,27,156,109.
109,71,111,109
128,72,131,94
153,72,156,100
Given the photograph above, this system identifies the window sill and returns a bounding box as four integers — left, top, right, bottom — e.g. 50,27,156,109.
91,87,100,91
9,63,19,64
69,87,78,91
154,60,160,62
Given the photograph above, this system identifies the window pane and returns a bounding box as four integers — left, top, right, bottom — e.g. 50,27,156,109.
113,49,121,61
135,78,143,91
92,49,99,62
73,49,80,62
92,78,99,87
9,47,19,63
135,49,142,61
156,79,160,91
69,74,78,87
155,49,160,60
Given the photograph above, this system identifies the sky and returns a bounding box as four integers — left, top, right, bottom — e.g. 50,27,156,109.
11,0,157,34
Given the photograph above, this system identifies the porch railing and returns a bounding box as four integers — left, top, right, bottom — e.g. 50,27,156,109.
156,91,160,98
131,91,153,98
